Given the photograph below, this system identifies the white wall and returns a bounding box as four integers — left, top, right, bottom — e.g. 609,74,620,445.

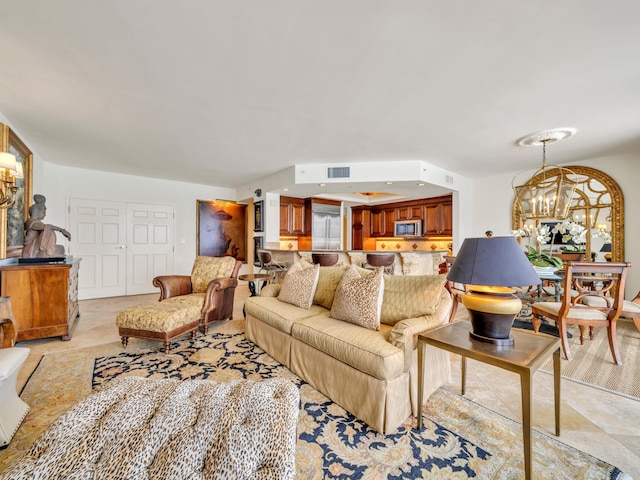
40,162,252,277
469,153,640,296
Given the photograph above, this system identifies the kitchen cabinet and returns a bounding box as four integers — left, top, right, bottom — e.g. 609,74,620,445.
352,194,453,241
280,196,305,236
370,208,397,237
0,258,81,342
352,208,364,250
396,205,422,220
424,200,452,236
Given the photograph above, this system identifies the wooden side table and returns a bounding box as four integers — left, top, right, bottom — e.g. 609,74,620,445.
239,273,274,319
417,321,561,480
238,273,273,297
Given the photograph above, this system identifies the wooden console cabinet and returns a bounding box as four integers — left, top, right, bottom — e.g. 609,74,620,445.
0,258,80,342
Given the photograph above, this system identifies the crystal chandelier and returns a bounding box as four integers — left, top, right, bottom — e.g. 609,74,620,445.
512,128,579,220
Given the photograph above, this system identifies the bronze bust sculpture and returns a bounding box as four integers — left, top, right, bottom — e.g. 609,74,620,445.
22,194,71,258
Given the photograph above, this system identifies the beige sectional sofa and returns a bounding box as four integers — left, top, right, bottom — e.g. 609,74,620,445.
244,265,453,434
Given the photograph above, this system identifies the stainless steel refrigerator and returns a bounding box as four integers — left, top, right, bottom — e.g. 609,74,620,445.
312,205,341,250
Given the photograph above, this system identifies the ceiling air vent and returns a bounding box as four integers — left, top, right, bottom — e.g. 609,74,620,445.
327,166,350,179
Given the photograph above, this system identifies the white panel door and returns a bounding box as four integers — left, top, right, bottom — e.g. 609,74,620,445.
126,203,174,295
69,199,127,299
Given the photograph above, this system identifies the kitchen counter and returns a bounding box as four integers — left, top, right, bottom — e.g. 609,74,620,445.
261,249,448,276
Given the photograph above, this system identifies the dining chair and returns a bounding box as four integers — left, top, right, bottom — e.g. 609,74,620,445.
531,261,631,365
581,289,640,334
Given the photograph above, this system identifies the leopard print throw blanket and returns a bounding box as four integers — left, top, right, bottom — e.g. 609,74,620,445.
1,376,299,480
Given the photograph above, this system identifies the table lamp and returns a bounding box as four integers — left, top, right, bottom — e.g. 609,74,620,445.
600,242,612,262
447,234,541,346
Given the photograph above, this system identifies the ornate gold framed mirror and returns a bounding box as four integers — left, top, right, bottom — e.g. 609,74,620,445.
512,166,624,263
0,124,33,259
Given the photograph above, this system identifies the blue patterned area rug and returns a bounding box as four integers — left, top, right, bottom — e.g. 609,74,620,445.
90,326,627,479
2,320,629,479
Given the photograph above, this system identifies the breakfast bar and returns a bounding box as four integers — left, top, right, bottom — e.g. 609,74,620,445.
260,248,449,276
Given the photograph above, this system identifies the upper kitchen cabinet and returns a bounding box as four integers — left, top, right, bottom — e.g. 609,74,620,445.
396,205,422,221
423,197,452,236
352,194,453,240
280,196,305,236
370,208,396,237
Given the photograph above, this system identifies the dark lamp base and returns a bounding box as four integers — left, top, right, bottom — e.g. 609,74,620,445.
469,330,515,346
461,290,523,348
467,310,517,347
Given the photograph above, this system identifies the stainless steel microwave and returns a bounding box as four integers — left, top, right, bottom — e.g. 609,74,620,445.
394,220,422,237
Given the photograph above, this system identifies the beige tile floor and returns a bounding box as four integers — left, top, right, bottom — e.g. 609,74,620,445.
10,287,640,478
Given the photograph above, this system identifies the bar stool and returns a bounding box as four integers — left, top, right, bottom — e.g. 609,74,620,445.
257,251,288,282
311,253,339,266
365,253,395,274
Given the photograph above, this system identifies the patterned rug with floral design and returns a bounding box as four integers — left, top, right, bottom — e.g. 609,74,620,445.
1,320,630,479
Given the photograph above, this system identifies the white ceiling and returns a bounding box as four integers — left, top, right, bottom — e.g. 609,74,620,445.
1,1,639,202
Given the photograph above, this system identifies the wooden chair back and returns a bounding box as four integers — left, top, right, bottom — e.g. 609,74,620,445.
561,261,630,322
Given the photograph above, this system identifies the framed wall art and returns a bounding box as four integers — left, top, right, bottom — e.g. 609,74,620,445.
254,200,264,232
196,200,247,261
254,236,263,267
0,124,33,259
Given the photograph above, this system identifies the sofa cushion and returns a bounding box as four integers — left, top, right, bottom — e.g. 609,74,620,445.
245,296,328,335
291,315,402,380
330,266,384,330
380,274,447,325
313,266,348,309
190,256,237,293
278,263,320,309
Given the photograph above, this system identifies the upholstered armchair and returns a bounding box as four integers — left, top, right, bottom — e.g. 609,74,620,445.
152,256,242,333
117,256,242,353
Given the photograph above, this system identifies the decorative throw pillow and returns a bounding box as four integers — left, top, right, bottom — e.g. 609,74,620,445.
330,265,384,330
191,256,237,293
313,266,349,309
278,263,320,309
379,274,447,325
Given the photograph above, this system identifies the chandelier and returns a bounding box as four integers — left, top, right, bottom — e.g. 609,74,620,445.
512,128,579,220
0,152,22,209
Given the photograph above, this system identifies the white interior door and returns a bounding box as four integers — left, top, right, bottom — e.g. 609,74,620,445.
69,199,127,299
126,203,174,295
69,199,174,299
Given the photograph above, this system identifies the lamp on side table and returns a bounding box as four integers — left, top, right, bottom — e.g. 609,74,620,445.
446,233,541,346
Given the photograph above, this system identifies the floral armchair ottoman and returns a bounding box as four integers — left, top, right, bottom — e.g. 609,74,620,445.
116,256,241,353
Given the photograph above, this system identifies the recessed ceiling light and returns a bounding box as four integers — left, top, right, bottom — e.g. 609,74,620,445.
283,188,289,191
385,181,393,185
417,183,425,187
319,183,326,187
